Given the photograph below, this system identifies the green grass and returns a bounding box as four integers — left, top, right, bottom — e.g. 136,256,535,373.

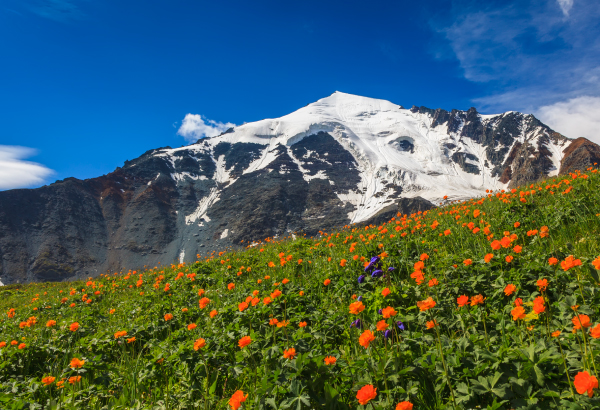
1,167,600,409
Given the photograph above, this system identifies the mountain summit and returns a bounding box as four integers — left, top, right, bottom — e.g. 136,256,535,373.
1,92,599,284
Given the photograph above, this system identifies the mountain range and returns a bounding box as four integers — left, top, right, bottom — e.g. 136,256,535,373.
1,92,599,284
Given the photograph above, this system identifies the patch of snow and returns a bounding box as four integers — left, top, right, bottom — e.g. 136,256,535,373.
220,229,229,239
185,187,219,225
178,249,185,264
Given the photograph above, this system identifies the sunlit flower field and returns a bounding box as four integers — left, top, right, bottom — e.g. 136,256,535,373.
1,167,600,409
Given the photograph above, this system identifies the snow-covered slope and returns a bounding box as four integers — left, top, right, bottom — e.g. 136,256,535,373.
154,91,570,224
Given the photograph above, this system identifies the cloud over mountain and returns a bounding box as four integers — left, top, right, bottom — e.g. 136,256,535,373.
0,146,53,190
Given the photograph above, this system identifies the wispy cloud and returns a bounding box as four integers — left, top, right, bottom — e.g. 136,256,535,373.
536,96,600,144
177,114,236,143
434,0,600,115
28,0,86,22
0,146,54,190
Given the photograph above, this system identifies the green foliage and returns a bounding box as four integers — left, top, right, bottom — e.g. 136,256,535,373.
1,169,600,409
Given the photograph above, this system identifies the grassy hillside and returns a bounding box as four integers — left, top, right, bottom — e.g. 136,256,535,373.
1,167,600,410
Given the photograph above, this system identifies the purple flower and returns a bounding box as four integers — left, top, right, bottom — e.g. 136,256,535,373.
358,275,366,284
387,267,395,272
396,321,405,331
384,330,392,339
357,296,363,301
350,319,362,329
371,269,383,278
364,256,380,272
378,309,383,315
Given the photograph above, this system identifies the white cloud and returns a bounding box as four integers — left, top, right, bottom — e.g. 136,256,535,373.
557,0,574,16
536,96,600,144
177,114,236,143
0,146,54,190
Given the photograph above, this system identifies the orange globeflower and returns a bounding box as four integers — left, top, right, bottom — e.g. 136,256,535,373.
536,279,548,292
484,253,494,263
18,343,26,349
376,320,389,331
276,320,289,328
505,255,513,263
238,302,248,312
199,297,210,309
68,376,81,384
551,331,561,338
514,298,523,306
593,257,600,270
283,347,296,359
358,330,376,348
70,358,85,369
356,384,377,405
381,306,397,318
574,371,598,397
126,337,136,344
187,323,197,331
511,306,526,321
590,324,600,339
194,338,206,350
513,245,522,253
572,314,591,330
561,255,582,271
349,301,365,315
229,390,248,410
323,279,331,286
263,297,272,305
210,310,218,318
428,278,439,287
227,283,235,291
114,330,127,339
426,320,438,329
164,313,173,321
299,321,307,328
396,402,414,410
504,284,516,296
463,259,472,266
416,297,436,311
548,257,558,266
381,287,391,297
533,296,545,314
324,356,337,365
238,336,252,349
490,240,501,250
457,295,469,307
46,320,57,328
69,322,80,332
42,376,56,386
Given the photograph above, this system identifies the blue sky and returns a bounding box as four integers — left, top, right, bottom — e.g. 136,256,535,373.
1,0,599,189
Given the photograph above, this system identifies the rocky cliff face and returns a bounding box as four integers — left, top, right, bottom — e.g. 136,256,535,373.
0,92,597,284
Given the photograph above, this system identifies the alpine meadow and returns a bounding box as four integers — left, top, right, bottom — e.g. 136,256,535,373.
1,165,600,410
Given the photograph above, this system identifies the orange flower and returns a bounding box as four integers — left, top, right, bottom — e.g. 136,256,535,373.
69,322,80,332
68,376,81,384
504,284,516,296
46,320,56,328
238,336,252,349
463,259,472,266
114,330,127,339
299,321,307,328
574,371,598,398
283,347,296,359
323,279,331,286
229,390,248,410
349,301,365,315
194,338,206,350
376,320,389,331
126,337,136,344
282,278,289,284
42,376,56,386
592,257,600,270
381,306,397,318
505,255,513,263
428,278,439,287
490,240,501,250
109,309,115,314
471,295,486,306
276,320,289,328
70,357,85,369
551,330,561,338
536,279,548,292
457,295,469,307
340,259,347,267
513,245,522,253
324,356,337,365
263,297,272,305
227,283,235,291
484,253,494,263
514,298,523,306
511,306,526,321
426,320,438,329
420,253,429,260
164,313,173,321
18,343,26,349
356,384,377,405
187,323,197,331
199,297,210,309
573,314,591,330
416,297,436,311
270,289,282,299
238,302,248,312
560,255,582,271
396,401,414,410
533,296,545,314
381,288,390,297
590,324,600,339
358,330,376,348
500,236,512,248
513,222,520,228
269,318,279,326
444,229,451,236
